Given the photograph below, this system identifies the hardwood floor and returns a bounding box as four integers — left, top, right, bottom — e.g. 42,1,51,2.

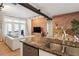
0,41,20,56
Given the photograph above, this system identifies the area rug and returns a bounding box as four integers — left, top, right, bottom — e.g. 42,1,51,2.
0,51,8,56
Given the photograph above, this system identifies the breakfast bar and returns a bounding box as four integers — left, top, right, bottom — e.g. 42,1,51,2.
20,36,79,56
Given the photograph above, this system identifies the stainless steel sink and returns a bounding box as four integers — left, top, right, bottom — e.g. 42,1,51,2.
66,46,79,56
44,38,79,56
50,43,62,52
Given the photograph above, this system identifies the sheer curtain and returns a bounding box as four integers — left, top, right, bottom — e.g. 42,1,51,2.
3,16,27,37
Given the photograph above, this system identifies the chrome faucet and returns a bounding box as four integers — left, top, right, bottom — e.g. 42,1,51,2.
72,35,78,47
61,27,67,54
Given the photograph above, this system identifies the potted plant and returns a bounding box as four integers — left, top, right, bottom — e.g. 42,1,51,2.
71,19,79,42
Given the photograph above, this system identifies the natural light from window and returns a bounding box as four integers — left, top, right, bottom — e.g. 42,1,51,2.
4,16,26,38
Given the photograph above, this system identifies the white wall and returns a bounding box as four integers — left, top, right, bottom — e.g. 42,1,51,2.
47,20,53,37
0,4,39,37
0,11,4,41
26,19,32,35
1,14,32,37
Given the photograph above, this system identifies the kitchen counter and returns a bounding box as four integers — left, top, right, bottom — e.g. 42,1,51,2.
20,36,79,56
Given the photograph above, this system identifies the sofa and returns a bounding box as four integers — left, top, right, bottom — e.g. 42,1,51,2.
5,36,22,51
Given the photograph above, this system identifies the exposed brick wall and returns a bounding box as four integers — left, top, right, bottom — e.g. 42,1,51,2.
53,12,79,30
32,17,47,33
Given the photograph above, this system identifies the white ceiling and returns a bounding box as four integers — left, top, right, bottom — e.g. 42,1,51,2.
1,3,79,19
1,3,39,19
30,3,79,17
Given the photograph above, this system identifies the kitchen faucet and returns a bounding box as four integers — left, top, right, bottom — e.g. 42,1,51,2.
61,26,67,54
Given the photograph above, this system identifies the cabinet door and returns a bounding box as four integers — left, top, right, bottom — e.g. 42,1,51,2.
39,49,56,56
23,43,39,56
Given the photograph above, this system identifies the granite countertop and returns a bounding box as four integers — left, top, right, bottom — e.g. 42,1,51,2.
20,36,79,56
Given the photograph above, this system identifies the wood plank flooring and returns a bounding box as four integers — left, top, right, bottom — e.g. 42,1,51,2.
0,41,20,56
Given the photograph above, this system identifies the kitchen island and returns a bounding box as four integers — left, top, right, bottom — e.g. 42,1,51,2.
20,36,79,56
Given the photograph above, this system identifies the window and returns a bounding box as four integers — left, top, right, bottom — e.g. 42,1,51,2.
14,23,19,37
7,23,13,36
4,16,26,37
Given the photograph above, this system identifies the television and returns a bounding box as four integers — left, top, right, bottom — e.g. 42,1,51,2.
33,27,41,33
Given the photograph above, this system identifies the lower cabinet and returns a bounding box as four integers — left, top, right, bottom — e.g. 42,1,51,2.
39,49,56,56
22,43,57,56
23,43,39,56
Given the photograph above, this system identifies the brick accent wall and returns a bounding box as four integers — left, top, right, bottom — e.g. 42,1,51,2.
32,17,47,33
53,12,79,30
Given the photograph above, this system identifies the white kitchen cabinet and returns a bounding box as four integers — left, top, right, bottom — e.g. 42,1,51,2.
39,49,56,56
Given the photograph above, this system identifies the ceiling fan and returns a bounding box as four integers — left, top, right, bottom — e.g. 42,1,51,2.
0,3,4,11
